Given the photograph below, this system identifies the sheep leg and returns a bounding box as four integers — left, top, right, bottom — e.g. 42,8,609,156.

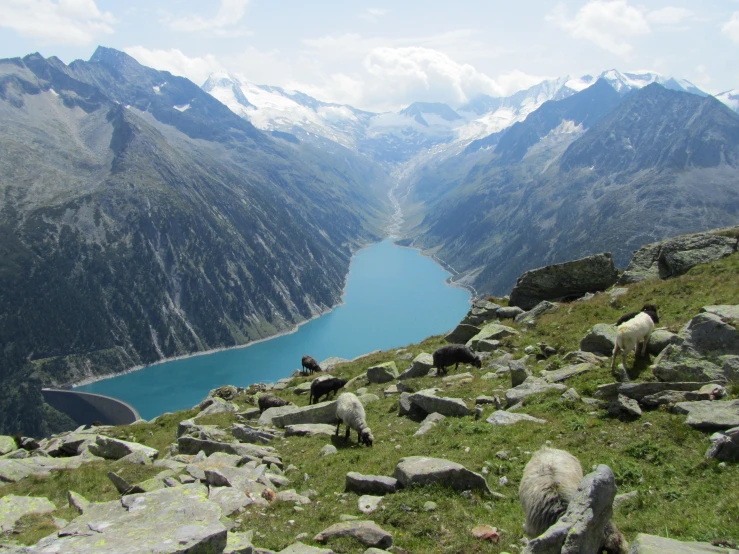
345,426,351,441
641,333,651,357
611,344,621,371
335,421,341,436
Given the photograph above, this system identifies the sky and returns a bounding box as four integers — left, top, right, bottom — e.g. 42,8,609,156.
0,0,737,112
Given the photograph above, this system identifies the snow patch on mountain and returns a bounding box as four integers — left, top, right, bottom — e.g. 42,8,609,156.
717,90,739,112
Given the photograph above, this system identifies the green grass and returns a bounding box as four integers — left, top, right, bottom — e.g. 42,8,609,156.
2,254,739,551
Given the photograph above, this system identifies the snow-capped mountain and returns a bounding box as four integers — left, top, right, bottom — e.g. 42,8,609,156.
202,68,717,166
717,89,739,113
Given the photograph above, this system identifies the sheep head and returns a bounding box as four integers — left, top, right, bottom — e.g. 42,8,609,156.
472,356,482,369
359,428,374,447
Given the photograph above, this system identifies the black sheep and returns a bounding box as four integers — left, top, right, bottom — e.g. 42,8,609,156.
258,393,291,413
302,355,322,374
310,377,347,405
616,303,660,326
432,344,482,376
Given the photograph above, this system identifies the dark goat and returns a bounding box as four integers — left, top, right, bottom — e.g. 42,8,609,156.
432,344,482,376
616,304,660,326
258,394,291,413
302,355,322,374
310,377,347,405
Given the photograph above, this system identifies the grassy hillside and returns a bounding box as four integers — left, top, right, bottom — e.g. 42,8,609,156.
2,253,738,552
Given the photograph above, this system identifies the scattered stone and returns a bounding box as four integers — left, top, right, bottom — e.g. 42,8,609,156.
505,377,567,407
461,299,503,326
509,252,618,311
209,487,256,516
359,394,380,406
640,390,691,407
523,465,617,554
292,382,313,395
596,381,711,401
399,353,434,380
672,400,739,430
706,427,739,462
562,351,605,365
486,411,547,426
358,495,383,514
393,456,492,495
258,405,301,427
320,445,338,457
647,329,680,355
497,306,525,319
475,406,484,420
196,397,240,418
423,501,437,512
561,388,580,402
223,531,254,553
277,541,335,554
580,324,618,356
510,359,533,387
608,394,642,419
345,472,399,495
384,385,399,397
475,396,499,405
613,491,639,510
284,424,337,438
18,437,39,451
67,491,89,514
0,436,16,456
271,401,339,428
445,323,482,344
320,357,351,372
415,413,446,436
231,424,279,445
467,323,519,351
367,362,399,384
409,390,471,417
471,525,500,542
628,533,739,553
276,490,311,505
541,363,594,384
0,495,56,532
87,436,158,462
314,521,393,549
177,437,274,459
514,301,559,326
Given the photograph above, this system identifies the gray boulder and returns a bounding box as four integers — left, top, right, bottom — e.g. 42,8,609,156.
195,397,239,418
259,405,300,426
345,472,399,495
320,357,350,372
510,253,618,311
705,426,739,462
608,394,642,419
541,363,594,384
523,465,617,554
223,531,255,553
510,358,533,387
580,324,618,356
398,353,434,380
408,390,471,417
87,436,158,462
618,230,738,284
497,306,525,319
466,323,519,349
461,299,503,326
647,329,679,355
367,362,399,384
672,400,739,430
486,411,547,425
414,413,446,436
445,323,481,344
314,521,393,549
271,401,339,428
0,495,56,533
394,456,492,494
209,486,255,516
0,436,16,456
230,424,278,444
284,424,337,438
177,437,274,459
505,377,567,407
30,484,226,554
279,542,334,554
471,339,501,352
596,381,711,401
628,533,739,553
514,301,559,326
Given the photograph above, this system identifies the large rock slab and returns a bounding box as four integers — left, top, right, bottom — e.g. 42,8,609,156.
0,495,56,532
514,301,559,326
510,253,618,311
596,381,712,401
366,362,399,384
230,424,278,445
258,405,300,426
647,329,680,355
580,324,618,356
523,465,617,554
345,472,399,495
177,437,274,459
505,377,567,407
629,533,739,553
87,436,158,462
541,363,594,383
209,486,255,516
320,357,350,372
461,300,503,326
284,424,337,438
705,426,739,462
445,323,481,344
486,411,547,425
30,484,226,554
408,390,471,417
618,230,738,284
414,413,446,436
393,456,492,494
270,401,339,428
223,531,255,553
314,521,392,549
398,353,434,380
279,542,335,554
466,323,519,350
672,400,739,430
0,436,17,456
0,456,94,484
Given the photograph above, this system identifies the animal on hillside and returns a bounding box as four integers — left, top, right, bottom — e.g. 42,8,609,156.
309,377,347,405
301,355,322,374
432,344,482,375
615,303,660,326
257,394,291,413
519,447,628,554
335,392,373,447
611,304,659,372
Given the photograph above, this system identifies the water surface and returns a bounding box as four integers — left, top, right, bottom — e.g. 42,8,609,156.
79,240,471,419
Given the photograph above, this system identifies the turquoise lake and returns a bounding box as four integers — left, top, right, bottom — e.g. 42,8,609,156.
78,240,471,420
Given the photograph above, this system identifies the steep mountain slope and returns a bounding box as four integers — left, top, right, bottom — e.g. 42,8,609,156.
0,49,389,435
404,84,739,295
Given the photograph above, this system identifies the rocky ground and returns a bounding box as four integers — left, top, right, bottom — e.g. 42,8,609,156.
1,229,738,553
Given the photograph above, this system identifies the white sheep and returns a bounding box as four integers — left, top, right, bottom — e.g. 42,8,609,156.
335,392,374,447
611,305,659,373
519,447,628,553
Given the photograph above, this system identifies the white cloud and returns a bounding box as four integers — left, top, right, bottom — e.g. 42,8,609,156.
495,70,550,95
0,0,115,45
547,0,650,57
167,0,251,37
124,46,224,86
722,12,739,43
361,8,388,22
646,7,693,26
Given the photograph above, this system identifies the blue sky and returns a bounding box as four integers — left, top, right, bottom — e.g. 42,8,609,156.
0,0,737,111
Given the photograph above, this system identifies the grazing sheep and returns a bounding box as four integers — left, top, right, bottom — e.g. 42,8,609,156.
301,355,322,374
611,305,659,372
519,447,628,554
309,377,347,405
615,303,659,326
432,344,482,375
257,394,291,413
335,392,373,447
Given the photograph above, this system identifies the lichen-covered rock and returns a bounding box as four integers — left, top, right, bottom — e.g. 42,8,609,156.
270,401,339,428
366,362,399,384
486,411,547,425
29,484,226,554
0,495,56,532
510,253,618,311
279,542,334,554
230,424,278,444
461,299,503,326
398,353,434,380
393,456,492,494
509,358,533,388
87,436,159,462
514,301,559,326
541,363,594,384
607,394,642,419
314,520,393,549
466,323,519,350
672,400,739,430
345,472,399,495
445,323,481,344
596,381,710,401
284,424,337,438
628,533,739,553
0,436,17,456
497,306,525,319
647,329,680,356
580,324,618,356
408,390,471,417
414,413,446,436
505,377,567,407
